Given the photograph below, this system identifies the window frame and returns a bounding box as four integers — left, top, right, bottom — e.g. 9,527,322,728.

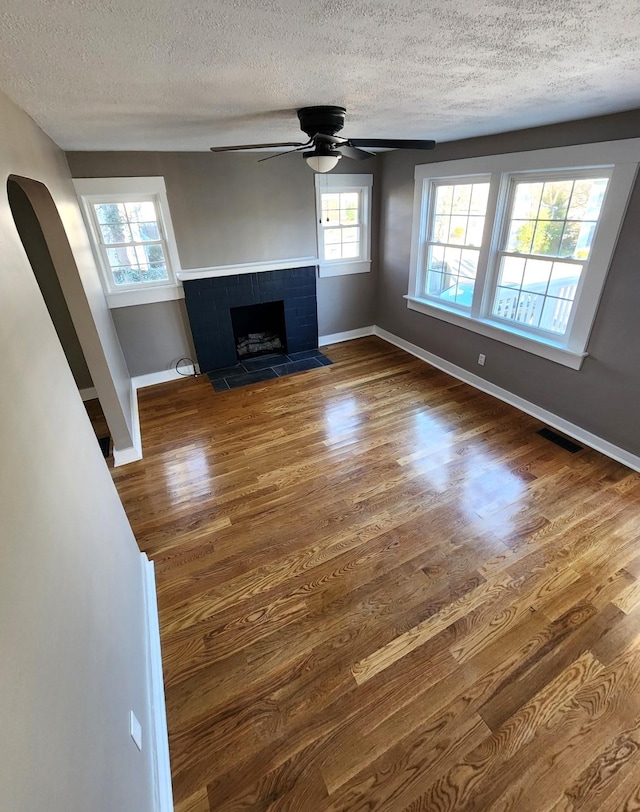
74,177,183,307
315,173,373,277
407,140,640,370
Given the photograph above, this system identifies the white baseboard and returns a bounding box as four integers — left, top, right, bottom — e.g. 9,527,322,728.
141,554,174,812
319,326,375,346
79,386,97,402
374,326,640,473
113,380,143,467
132,364,196,391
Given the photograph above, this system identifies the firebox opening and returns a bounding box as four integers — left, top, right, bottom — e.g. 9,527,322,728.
230,300,287,360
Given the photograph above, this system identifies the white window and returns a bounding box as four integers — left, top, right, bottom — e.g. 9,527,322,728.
408,141,640,369
74,177,183,307
315,173,372,277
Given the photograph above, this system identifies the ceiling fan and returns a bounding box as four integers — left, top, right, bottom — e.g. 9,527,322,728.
210,106,436,172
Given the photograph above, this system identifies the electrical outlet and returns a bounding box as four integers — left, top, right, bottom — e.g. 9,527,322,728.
478,353,486,366
130,710,142,751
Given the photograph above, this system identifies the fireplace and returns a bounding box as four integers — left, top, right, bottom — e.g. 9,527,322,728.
183,266,318,373
231,300,286,360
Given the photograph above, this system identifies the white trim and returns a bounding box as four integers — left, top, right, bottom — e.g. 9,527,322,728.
405,296,587,370
79,386,97,402
141,553,174,812
318,259,371,278
107,285,184,309
177,256,318,281
319,326,375,346
131,364,196,391
113,380,143,466
373,326,640,473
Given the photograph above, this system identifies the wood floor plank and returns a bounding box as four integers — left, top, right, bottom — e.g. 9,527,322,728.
109,336,640,810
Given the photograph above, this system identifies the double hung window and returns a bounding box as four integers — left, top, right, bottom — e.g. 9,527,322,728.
315,174,372,277
408,141,640,368
75,177,182,307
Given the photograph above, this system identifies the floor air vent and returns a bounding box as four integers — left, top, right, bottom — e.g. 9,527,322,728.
537,427,583,453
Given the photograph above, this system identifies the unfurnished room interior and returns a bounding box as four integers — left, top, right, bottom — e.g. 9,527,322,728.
1,2,640,811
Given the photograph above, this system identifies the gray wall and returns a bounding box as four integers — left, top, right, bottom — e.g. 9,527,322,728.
112,299,195,377
67,151,380,373
9,181,94,390
0,90,154,811
377,109,640,456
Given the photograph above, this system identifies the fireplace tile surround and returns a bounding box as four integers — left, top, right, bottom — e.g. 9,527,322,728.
183,266,318,373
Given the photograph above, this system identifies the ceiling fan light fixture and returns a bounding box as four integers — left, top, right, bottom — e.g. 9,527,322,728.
304,145,342,173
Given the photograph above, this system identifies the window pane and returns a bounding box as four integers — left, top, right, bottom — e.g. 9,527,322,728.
339,193,359,225
324,229,341,245
538,181,572,220
426,270,446,297
493,287,521,321
325,244,342,260
531,220,564,256
562,221,597,259
130,222,160,242
434,185,453,214
511,182,543,219
507,220,535,253
498,256,525,288
427,244,445,272
522,258,552,292
515,293,544,327
125,201,157,222
322,194,339,212
342,227,360,243
540,296,575,334
425,245,477,307
467,216,485,247
451,184,472,214
106,246,138,267
100,222,132,244
94,203,127,224
144,245,168,273
322,209,340,225
342,243,359,258
433,215,449,242
549,262,581,299
449,215,468,244
470,184,489,214
567,179,608,220
112,266,142,286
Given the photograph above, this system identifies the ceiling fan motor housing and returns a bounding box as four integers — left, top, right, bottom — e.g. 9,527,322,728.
297,106,346,138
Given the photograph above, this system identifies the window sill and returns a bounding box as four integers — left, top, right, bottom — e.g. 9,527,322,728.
318,259,371,278
405,296,588,370
106,284,184,309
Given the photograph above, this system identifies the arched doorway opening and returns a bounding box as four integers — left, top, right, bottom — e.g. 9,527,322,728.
6,174,137,462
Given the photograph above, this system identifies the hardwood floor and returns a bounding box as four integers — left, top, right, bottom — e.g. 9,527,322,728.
112,336,640,811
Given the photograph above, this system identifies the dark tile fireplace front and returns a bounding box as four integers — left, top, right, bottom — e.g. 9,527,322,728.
183,266,318,373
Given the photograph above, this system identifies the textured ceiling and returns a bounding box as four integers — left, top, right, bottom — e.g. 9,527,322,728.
0,0,639,151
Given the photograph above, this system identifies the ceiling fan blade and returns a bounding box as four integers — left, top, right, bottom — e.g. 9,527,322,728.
210,141,306,153
313,133,347,146
257,140,313,162
348,138,436,150
339,144,374,160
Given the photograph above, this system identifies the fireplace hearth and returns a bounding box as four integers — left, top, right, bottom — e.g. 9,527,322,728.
183,266,318,373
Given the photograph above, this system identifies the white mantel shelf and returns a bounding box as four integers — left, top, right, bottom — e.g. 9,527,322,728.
177,256,319,282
